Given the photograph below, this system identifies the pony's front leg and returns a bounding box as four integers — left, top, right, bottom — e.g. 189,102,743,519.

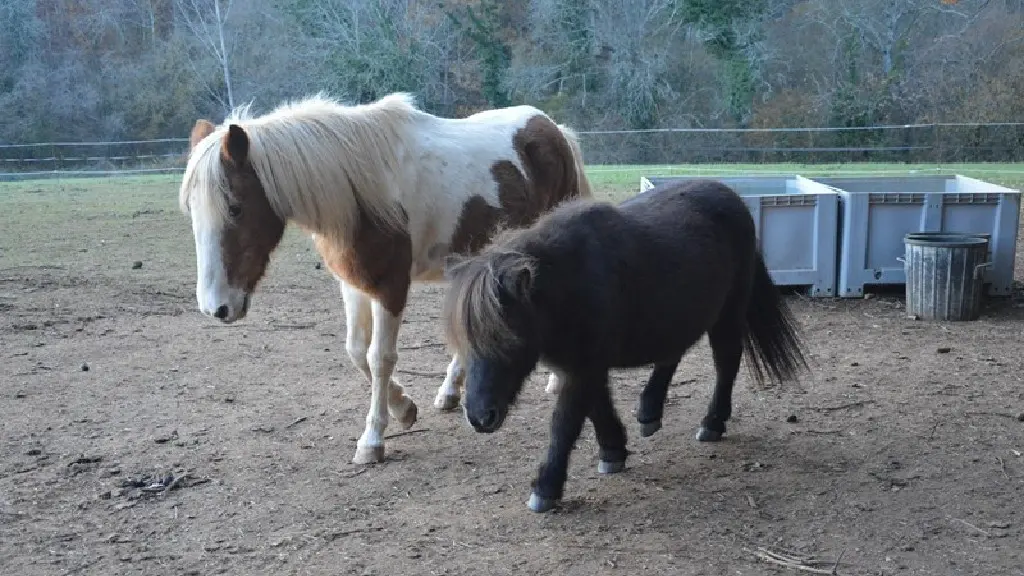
433,354,465,411
528,371,592,513
353,299,406,465
341,281,416,439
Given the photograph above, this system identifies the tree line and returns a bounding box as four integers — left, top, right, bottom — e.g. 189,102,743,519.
2,0,1022,163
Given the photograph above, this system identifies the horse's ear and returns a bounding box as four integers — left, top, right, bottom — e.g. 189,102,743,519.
189,119,215,150
502,258,535,301
221,124,249,167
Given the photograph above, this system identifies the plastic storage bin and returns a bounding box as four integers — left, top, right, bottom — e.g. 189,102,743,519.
639,175,839,297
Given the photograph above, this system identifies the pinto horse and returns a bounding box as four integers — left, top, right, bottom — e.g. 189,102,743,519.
178,92,592,465
442,179,810,512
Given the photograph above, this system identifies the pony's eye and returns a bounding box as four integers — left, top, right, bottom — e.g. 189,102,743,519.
228,204,242,218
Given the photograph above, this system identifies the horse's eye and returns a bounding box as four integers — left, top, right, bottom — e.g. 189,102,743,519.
228,205,242,218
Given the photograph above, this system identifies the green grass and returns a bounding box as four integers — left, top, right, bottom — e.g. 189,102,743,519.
2,163,1022,274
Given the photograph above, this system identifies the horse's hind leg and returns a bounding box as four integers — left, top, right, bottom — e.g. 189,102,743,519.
589,380,628,474
698,320,744,442
433,355,465,411
636,357,682,438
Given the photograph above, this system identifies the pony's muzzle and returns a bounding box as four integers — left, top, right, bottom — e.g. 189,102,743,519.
466,406,505,433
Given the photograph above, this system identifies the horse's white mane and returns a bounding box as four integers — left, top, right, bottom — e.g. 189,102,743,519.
179,92,419,240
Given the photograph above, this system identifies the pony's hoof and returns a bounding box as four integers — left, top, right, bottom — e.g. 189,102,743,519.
696,427,723,442
433,394,460,412
639,419,662,437
397,402,418,430
527,493,558,513
598,460,625,474
352,445,385,465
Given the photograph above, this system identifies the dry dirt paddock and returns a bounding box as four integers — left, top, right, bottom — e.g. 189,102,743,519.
1,173,1023,576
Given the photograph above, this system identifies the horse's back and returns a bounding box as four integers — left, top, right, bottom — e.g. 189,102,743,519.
574,181,756,366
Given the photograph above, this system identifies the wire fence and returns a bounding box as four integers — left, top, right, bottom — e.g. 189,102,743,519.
2,122,1024,182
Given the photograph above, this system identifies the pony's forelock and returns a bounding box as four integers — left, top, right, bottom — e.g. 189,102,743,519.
443,247,539,361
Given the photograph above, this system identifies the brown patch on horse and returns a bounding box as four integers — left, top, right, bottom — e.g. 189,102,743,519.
448,115,584,258
315,205,413,316
190,119,216,150
494,115,583,226
450,195,503,256
218,125,287,293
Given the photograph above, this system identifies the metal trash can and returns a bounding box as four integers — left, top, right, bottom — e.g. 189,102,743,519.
901,233,991,321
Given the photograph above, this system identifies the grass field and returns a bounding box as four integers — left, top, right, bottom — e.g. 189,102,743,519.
3,164,1024,575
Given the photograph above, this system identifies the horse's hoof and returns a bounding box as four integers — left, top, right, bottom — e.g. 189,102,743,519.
352,445,385,465
639,419,662,437
545,374,563,395
527,493,558,513
397,402,418,430
598,460,626,474
433,394,460,412
696,427,723,442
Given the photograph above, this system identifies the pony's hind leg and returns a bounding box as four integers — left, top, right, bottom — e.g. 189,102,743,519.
589,378,628,474
698,320,744,442
636,357,682,437
433,354,465,411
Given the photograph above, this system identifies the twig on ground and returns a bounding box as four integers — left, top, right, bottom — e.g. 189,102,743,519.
950,517,990,536
964,411,1018,420
397,369,446,378
747,546,840,575
997,457,1009,479
285,416,308,429
400,342,445,351
820,400,875,413
384,428,430,440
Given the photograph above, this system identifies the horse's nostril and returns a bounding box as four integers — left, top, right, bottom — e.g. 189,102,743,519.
214,305,229,319
481,409,499,429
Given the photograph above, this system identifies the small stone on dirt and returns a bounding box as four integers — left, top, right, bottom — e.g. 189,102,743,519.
850,361,860,367
786,415,798,423
15,391,27,399
81,363,89,372
25,448,41,456
99,490,112,500
989,521,1012,529
1016,413,1024,422
936,347,952,354
132,261,143,270
315,262,322,270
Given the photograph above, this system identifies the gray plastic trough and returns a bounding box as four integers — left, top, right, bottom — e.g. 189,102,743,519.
809,175,1020,297
639,175,839,297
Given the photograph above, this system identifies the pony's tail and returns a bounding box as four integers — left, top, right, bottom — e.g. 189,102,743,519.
741,251,809,387
557,124,593,199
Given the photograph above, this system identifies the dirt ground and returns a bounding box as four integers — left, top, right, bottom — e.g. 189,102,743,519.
2,177,1024,576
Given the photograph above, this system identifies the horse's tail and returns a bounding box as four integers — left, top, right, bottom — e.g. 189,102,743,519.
557,124,593,199
741,251,809,387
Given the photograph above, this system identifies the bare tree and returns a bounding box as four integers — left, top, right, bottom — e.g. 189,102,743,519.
176,0,235,111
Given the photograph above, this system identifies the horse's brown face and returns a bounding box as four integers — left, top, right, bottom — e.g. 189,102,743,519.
186,121,286,324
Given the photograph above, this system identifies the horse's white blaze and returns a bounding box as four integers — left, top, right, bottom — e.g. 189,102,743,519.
190,206,247,322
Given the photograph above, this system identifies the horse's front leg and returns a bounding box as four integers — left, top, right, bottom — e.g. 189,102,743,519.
433,354,465,411
528,370,592,513
352,298,408,465
544,367,566,395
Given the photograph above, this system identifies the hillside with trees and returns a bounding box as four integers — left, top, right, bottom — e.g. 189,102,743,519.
1,0,1022,162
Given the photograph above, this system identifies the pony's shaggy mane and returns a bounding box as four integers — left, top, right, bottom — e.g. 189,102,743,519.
179,92,418,239
443,243,539,361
